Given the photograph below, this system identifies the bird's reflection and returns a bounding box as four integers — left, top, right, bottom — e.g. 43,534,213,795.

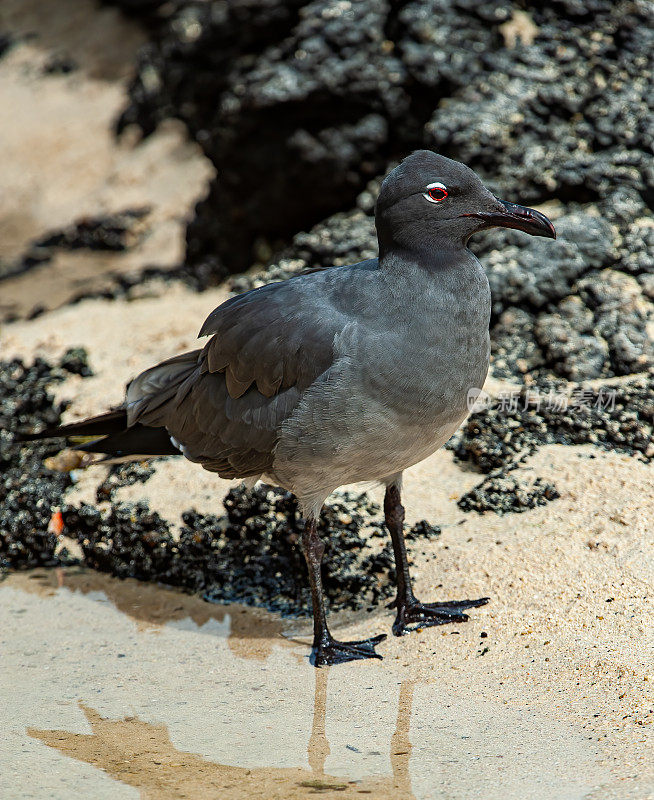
390,681,414,791
11,567,282,660
305,668,415,796
28,671,415,799
307,667,330,775
16,567,416,796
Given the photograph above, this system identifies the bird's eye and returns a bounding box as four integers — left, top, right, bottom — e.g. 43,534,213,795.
423,182,448,203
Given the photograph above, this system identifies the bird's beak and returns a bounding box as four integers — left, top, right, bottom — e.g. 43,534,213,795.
464,200,556,239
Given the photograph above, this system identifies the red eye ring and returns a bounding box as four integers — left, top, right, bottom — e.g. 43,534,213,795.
424,182,448,203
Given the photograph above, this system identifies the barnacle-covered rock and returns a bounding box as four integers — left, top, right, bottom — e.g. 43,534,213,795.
458,474,560,515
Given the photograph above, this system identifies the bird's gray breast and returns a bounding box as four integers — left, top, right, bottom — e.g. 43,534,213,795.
273,255,491,498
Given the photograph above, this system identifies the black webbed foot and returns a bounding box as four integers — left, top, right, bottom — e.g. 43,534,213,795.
311,633,387,667
390,597,489,637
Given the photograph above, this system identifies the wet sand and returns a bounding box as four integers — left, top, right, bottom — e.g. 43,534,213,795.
2,566,648,800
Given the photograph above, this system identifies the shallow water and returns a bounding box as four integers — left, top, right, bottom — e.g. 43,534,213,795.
0,568,619,799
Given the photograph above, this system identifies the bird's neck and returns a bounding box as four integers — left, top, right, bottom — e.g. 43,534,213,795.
377,232,490,328
378,240,476,278
377,223,472,269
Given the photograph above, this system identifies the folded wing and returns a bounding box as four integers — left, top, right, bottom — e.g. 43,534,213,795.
126,269,358,478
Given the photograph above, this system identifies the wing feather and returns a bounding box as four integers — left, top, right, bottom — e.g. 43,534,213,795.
127,260,379,479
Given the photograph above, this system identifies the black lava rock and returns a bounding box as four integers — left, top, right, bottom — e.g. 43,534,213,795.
42,52,79,74
113,0,400,278
0,357,78,570
108,0,652,286
0,33,15,59
95,461,158,503
54,486,412,616
458,474,560,514
58,347,94,378
98,0,653,382
448,377,653,473
1,209,151,287
230,205,377,294
34,208,150,252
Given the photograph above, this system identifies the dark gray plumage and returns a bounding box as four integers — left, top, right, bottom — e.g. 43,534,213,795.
21,151,556,666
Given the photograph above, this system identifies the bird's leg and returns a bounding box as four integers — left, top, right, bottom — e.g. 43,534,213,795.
301,517,386,666
384,484,489,636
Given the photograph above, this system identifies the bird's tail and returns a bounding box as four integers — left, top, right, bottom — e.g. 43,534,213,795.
16,408,179,460
16,350,202,461
18,409,128,442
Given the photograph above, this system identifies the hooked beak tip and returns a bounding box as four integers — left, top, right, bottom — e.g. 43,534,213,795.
465,201,556,239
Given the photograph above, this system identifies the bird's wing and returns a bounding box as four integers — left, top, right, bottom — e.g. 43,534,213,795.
197,273,346,398
125,265,373,478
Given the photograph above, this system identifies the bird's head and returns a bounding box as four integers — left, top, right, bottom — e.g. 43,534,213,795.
375,150,555,258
